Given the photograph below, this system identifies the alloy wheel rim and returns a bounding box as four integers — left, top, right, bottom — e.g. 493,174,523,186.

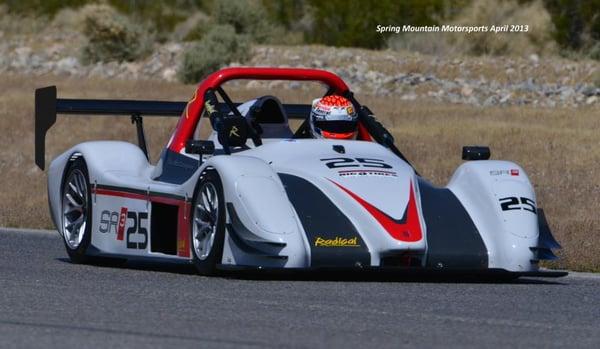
193,182,219,260
62,169,88,249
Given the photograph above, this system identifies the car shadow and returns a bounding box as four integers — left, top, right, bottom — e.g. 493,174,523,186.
55,257,567,284
219,269,567,285
55,257,197,275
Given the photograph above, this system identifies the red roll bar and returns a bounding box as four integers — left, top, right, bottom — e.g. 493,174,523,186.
168,67,350,153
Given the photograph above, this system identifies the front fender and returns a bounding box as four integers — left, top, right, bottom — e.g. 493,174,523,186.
201,155,309,267
447,160,539,271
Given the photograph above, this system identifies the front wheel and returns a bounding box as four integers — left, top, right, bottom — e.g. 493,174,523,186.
190,170,226,275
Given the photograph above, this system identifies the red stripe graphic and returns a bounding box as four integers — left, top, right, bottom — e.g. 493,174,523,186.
93,188,184,206
330,180,423,242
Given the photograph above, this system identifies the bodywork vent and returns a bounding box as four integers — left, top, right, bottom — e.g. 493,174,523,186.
151,202,179,255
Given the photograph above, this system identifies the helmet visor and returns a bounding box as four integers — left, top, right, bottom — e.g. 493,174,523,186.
314,120,357,134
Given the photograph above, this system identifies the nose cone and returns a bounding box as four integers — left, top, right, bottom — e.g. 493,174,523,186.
328,178,423,243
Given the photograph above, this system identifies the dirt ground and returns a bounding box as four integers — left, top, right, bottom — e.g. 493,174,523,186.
0,73,598,271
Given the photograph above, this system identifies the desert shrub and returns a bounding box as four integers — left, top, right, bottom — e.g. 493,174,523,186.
79,4,153,64
1,0,207,42
184,2,299,44
211,0,280,44
544,0,600,51
261,0,308,31
593,70,600,88
307,0,448,49
0,3,50,35
448,0,556,56
108,0,193,42
178,24,250,84
51,6,83,30
182,13,213,41
588,43,600,61
260,0,311,44
0,0,89,16
388,0,558,57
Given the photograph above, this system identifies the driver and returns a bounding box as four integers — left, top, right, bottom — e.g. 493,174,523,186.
309,95,358,140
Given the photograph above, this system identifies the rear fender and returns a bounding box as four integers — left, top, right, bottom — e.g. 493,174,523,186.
447,160,539,271
47,141,150,236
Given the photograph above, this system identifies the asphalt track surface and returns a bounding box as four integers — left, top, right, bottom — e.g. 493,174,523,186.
1,228,599,348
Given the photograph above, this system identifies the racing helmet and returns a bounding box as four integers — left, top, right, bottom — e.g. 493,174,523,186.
309,95,358,140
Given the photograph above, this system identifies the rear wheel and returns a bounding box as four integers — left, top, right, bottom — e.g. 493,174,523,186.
61,157,93,263
191,170,226,275
61,157,126,266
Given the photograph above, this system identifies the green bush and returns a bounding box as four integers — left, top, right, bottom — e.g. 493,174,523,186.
0,0,89,16
0,3,50,35
261,0,309,31
307,0,447,49
185,0,298,44
593,70,600,88
108,0,193,42
178,24,251,84
212,0,279,44
182,14,213,41
544,0,600,51
588,43,600,61
80,4,153,64
447,0,556,56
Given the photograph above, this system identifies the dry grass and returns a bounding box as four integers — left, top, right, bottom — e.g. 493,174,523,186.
0,73,598,271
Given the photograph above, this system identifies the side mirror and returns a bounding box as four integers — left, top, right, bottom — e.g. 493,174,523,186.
186,140,215,155
462,146,490,160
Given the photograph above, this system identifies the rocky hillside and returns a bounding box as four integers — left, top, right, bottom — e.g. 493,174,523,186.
1,31,599,108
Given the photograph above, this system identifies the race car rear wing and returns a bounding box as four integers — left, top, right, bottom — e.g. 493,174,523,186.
35,86,186,170
35,86,312,170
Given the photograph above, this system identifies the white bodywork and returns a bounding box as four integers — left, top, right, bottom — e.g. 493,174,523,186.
47,136,543,272
448,161,538,271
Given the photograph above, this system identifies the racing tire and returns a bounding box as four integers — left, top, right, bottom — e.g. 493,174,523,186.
61,157,126,266
190,170,226,276
61,157,93,264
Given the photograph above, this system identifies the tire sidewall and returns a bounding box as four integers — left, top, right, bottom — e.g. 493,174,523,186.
190,170,226,275
62,157,92,263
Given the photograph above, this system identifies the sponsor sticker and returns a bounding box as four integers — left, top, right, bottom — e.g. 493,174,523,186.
490,169,520,176
338,170,397,177
229,125,240,138
489,170,509,176
117,207,128,241
185,90,197,119
314,236,360,247
314,105,331,114
177,239,187,254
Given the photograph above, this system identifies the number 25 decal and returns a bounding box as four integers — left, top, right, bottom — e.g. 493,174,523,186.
321,157,392,169
499,197,536,214
126,211,148,249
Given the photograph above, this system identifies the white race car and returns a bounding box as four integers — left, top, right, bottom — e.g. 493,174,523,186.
35,67,565,278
